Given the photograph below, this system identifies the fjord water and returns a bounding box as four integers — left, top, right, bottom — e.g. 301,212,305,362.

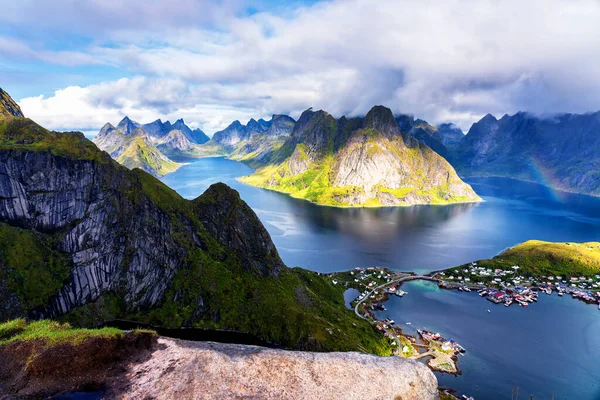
376,280,600,400
162,157,600,274
162,157,600,399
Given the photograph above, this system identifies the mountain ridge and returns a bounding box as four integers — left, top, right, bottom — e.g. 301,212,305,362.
239,105,480,207
452,110,600,195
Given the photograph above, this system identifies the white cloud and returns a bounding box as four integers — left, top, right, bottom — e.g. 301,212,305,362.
13,0,600,132
18,78,263,134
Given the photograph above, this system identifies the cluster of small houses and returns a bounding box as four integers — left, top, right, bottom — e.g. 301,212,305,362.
333,267,398,305
417,329,465,354
438,263,600,308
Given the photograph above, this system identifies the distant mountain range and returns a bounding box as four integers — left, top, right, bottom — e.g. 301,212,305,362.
212,114,296,148
449,112,600,196
93,116,219,177
91,101,600,198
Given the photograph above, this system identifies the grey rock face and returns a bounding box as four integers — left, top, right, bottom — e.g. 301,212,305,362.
0,151,185,316
111,338,440,400
212,120,249,147
0,88,24,118
116,117,140,136
266,114,295,137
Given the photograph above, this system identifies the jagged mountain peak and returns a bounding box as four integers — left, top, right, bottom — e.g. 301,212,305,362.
480,113,498,123
363,105,400,136
117,116,140,135
195,182,285,277
0,88,25,119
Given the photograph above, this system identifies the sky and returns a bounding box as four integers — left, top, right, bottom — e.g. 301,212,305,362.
2,0,600,136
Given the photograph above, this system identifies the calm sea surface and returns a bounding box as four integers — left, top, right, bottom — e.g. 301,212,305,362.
162,157,600,399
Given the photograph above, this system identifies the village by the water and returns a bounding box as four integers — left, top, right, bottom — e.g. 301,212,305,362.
330,261,600,390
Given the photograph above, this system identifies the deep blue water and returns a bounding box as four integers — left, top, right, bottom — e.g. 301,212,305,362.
375,280,600,400
162,157,600,274
161,157,600,399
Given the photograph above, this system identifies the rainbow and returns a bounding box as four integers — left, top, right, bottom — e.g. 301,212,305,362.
526,157,566,202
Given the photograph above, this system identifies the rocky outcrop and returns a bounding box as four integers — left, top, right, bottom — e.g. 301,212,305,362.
194,183,285,278
0,150,186,315
110,338,439,400
212,120,250,147
266,114,296,137
453,111,600,196
0,88,24,119
241,106,480,207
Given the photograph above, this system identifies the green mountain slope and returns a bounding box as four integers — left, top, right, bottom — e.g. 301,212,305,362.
93,122,181,177
0,89,389,354
241,106,480,207
441,240,600,280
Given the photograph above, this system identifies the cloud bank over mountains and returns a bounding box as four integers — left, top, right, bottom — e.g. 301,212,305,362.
4,0,600,134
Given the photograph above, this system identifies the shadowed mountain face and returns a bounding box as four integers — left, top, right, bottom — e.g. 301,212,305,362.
0,88,390,354
240,106,480,207
212,114,296,148
453,111,600,195
393,117,464,159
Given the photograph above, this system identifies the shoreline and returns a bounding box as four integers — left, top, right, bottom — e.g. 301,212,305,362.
236,176,484,209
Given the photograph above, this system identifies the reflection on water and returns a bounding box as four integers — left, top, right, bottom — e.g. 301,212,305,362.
162,158,600,273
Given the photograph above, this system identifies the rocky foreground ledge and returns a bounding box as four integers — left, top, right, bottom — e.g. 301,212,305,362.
109,337,439,400
0,319,438,400
0,320,439,399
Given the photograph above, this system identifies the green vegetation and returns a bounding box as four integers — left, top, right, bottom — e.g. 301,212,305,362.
0,319,123,346
0,223,71,311
0,118,112,163
442,240,600,285
117,136,181,177
492,240,600,277
240,133,480,207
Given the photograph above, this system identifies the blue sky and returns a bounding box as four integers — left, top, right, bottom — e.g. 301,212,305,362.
2,0,600,135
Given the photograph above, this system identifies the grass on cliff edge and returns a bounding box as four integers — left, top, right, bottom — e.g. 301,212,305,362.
0,319,126,347
445,240,600,278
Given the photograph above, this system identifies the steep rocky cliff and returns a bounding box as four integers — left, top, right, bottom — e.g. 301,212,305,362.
241,106,480,207
0,88,24,119
0,90,390,353
453,111,600,196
